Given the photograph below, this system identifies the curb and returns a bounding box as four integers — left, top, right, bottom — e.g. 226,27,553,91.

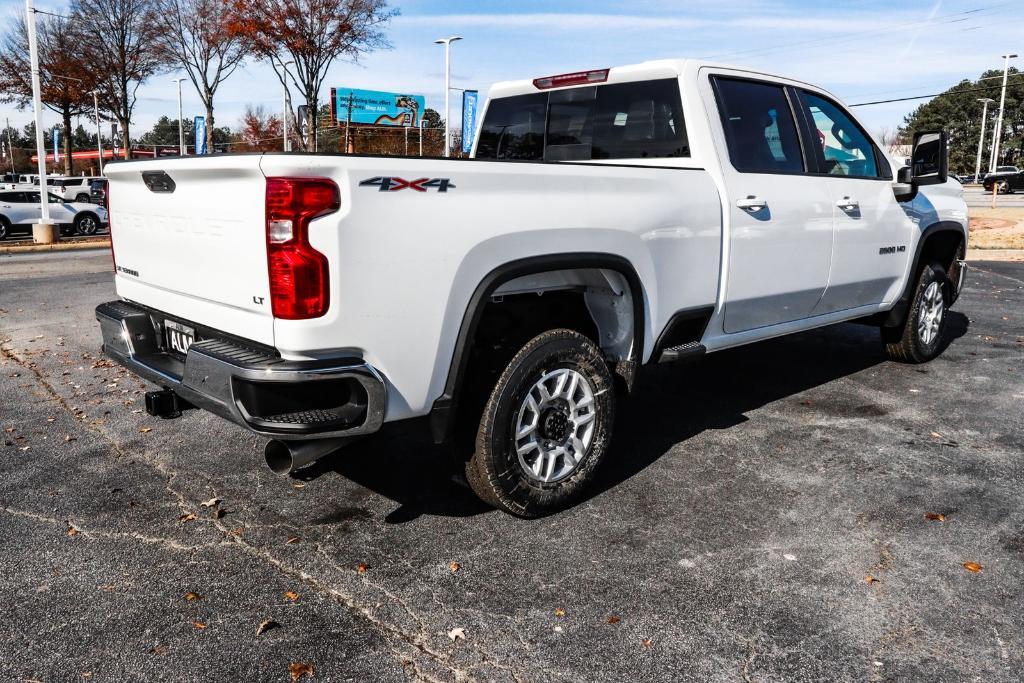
0,238,110,255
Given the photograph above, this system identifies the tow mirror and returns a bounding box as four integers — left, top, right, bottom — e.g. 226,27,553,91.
908,130,948,186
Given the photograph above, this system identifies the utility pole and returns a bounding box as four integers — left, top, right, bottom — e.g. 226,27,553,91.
974,98,995,183
92,90,104,175
434,36,462,157
281,60,294,152
172,77,186,155
343,91,353,153
5,117,14,173
989,53,1018,174
26,0,51,233
419,118,424,157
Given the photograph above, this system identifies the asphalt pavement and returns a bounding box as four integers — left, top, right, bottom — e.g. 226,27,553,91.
1,249,1022,682
964,185,1024,208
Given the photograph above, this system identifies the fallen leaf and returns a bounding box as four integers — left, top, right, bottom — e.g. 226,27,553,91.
356,563,369,574
925,512,946,522
865,575,880,585
139,427,152,433
606,615,621,625
288,662,314,682
149,645,168,656
184,591,203,601
642,638,653,649
192,621,206,630
285,536,300,545
554,607,566,618
284,591,299,602
200,497,220,508
449,561,461,573
447,627,466,642
256,618,280,636
67,525,79,537
64,435,76,442
179,513,197,522
930,431,942,438
292,482,306,489
963,561,983,573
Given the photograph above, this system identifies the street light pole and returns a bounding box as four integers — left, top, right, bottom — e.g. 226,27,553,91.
974,98,995,183
434,36,462,157
92,90,104,175
26,0,50,225
989,53,1018,174
282,60,294,152
172,77,186,155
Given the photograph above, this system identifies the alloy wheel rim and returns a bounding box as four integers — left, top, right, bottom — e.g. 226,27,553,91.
514,367,597,483
917,281,944,346
80,217,96,234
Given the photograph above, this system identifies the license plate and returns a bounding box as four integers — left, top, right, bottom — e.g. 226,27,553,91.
164,319,195,355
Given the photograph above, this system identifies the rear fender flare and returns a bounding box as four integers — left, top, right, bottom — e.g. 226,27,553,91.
428,252,646,444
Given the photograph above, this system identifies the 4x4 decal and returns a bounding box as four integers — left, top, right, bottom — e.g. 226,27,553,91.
359,176,455,193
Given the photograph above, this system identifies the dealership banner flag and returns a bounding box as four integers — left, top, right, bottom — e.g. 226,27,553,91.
53,127,60,163
462,90,479,153
194,116,207,155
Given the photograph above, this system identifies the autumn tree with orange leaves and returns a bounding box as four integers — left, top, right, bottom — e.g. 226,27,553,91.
0,14,99,175
236,105,282,151
229,0,396,151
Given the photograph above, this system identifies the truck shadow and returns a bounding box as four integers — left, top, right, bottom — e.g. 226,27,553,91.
298,313,969,522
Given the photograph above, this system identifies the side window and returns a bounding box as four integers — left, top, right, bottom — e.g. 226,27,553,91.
475,93,547,161
802,92,879,178
591,79,689,159
713,78,804,174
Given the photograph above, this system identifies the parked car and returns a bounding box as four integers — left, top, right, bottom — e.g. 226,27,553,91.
89,178,108,208
54,176,103,203
0,190,108,239
96,59,968,517
982,166,1024,193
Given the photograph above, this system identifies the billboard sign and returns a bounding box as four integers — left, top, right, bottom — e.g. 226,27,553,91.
194,116,207,155
462,90,479,153
334,88,425,127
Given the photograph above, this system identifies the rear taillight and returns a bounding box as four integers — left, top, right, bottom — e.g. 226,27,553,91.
533,68,609,89
265,177,340,320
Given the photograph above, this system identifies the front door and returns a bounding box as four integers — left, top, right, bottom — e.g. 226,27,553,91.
709,75,834,334
797,91,912,312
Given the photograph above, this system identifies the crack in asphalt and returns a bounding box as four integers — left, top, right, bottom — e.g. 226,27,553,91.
1,341,517,683
0,505,225,552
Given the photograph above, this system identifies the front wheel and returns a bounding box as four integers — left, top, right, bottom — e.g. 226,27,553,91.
883,262,949,363
75,193,90,203
0,217,8,240
465,329,616,517
74,212,99,236
997,180,1011,194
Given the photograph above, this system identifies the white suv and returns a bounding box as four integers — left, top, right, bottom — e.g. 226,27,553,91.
54,176,103,203
0,189,108,239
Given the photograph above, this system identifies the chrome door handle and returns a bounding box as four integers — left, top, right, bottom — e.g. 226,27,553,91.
836,197,859,211
736,196,767,211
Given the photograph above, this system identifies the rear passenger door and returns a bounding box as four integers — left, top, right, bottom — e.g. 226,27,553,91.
795,90,911,312
708,75,835,333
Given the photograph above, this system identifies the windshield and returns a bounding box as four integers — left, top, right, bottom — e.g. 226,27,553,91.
996,166,1018,173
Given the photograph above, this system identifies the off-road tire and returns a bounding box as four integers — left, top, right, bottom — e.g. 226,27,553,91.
883,262,949,363
465,329,615,518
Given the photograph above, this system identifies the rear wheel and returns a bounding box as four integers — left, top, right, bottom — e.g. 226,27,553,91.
74,212,99,236
997,180,1011,194
75,193,90,203
883,262,949,363
0,217,8,240
465,329,615,517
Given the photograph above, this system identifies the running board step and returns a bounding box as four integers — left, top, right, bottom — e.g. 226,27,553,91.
657,342,707,364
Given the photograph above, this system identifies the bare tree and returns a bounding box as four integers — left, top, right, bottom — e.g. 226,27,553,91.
155,0,247,152
71,0,167,158
0,13,98,174
230,0,396,150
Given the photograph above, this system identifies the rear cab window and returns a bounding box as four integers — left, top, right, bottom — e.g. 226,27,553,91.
711,77,805,174
475,78,689,162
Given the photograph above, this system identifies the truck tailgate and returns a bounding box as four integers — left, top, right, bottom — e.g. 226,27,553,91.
105,156,274,345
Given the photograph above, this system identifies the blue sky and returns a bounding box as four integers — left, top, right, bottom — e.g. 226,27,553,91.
2,0,1020,140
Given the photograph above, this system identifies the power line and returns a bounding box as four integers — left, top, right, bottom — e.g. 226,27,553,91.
849,82,1023,107
707,2,1013,61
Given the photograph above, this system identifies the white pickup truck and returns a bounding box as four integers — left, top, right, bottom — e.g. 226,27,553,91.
96,59,968,517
